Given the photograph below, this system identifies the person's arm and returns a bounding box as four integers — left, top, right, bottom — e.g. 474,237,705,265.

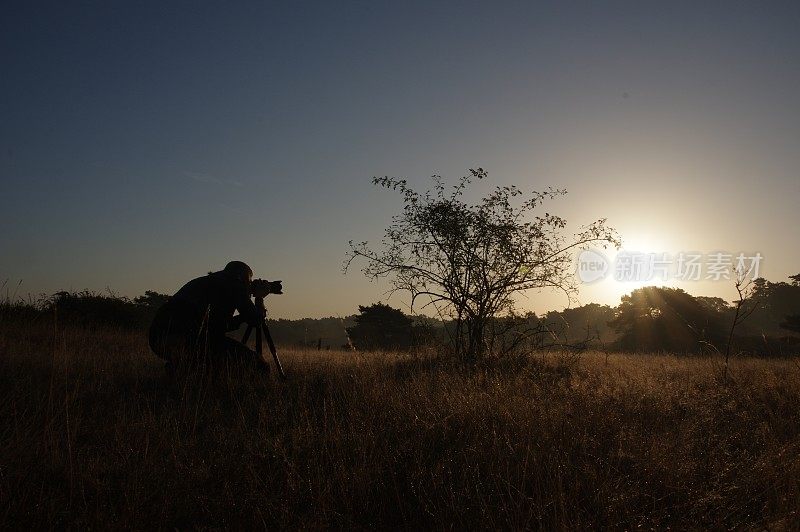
234,283,262,327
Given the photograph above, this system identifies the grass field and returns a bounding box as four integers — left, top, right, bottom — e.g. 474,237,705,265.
1,317,799,529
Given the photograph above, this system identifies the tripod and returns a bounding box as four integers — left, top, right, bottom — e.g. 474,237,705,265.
241,295,286,380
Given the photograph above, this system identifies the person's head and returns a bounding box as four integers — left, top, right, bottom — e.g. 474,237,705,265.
223,260,253,286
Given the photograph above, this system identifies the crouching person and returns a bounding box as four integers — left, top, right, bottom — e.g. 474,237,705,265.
148,261,270,382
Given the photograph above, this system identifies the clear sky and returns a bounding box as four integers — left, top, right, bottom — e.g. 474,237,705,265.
2,1,799,318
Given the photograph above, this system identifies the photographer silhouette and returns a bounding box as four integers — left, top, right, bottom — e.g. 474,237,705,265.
148,261,278,378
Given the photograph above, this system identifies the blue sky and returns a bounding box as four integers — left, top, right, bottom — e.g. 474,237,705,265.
2,1,799,317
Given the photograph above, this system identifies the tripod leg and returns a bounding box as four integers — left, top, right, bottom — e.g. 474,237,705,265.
262,321,286,380
255,321,263,360
242,325,254,345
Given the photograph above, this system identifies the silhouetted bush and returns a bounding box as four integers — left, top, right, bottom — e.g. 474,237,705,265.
347,303,413,351
1,290,170,330
49,291,150,329
0,297,45,323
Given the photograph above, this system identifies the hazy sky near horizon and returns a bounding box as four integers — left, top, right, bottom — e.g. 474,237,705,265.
2,1,799,318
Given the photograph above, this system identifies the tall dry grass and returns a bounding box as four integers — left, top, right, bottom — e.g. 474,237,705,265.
1,315,799,529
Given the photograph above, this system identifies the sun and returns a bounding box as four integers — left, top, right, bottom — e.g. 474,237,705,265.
577,231,680,305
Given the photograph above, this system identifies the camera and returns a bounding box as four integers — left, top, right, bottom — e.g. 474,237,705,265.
251,279,283,298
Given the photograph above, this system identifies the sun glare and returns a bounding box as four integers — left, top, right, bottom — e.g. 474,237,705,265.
577,230,680,306
617,232,672,255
